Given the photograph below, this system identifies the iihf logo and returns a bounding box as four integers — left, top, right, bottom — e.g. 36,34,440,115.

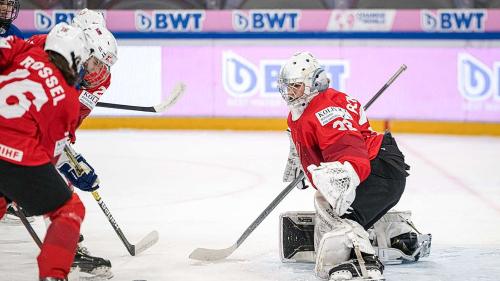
34,10,77,31
135,10,152,32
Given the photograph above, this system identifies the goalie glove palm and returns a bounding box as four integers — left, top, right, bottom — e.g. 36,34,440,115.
307,161,360,216
58,154,100,192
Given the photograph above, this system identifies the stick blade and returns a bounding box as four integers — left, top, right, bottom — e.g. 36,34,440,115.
153,82,186,113
133,230,159,256
188,244,237,261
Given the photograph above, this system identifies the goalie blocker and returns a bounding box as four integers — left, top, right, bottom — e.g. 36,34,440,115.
279,210,431,264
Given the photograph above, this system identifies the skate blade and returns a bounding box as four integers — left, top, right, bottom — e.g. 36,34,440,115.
74,266,113,280
345,277,385,281
330,277,386,281
330,274,385,281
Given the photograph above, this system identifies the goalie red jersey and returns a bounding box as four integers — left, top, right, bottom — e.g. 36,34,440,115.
288,88,384,184
27,34,111,128
0,36,80,165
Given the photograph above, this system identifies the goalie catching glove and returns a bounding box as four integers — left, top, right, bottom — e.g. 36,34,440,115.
307,161,360,217
58,153,100,192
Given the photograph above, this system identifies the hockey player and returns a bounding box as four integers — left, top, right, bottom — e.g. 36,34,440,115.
0,0,22,38
0,0,33,223
0,23,91,281
278,52,410,280
27,9,118,277
28,8,117,126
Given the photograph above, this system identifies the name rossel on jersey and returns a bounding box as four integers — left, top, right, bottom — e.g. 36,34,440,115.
20,56,67,106
315,106,353,126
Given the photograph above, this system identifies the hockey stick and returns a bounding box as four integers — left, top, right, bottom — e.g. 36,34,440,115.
95,82,186,113
189,175,305,261
364,64,407,110
90,191,159,256
63,146,159,256
11,204,43,249
188,64,408,261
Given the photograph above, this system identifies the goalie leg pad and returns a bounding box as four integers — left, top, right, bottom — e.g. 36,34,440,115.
371,210,432,264
314,192,375,279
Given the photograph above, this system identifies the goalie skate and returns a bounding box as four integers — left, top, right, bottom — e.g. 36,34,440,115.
71,247,113,280
328,255,385,281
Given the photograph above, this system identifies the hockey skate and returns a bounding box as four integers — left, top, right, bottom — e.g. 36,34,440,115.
328,255,385,281
72,246,113,279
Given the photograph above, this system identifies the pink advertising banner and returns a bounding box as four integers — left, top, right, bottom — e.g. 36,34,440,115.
160,45,500,122
15,9,500,33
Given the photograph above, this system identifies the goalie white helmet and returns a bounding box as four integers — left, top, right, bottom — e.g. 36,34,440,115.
44,23,90,78
278,52,330,107
81,25,118,88
72,8,106,29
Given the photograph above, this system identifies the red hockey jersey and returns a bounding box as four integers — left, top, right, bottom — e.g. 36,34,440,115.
288,88,383,184
27,34,111,128
0,36,80,166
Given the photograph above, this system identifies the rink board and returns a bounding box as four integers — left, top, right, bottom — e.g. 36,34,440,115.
80,117,500,135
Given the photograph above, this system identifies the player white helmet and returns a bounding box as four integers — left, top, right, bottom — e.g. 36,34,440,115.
72,8,106,29
278,52,329,106
81,25,118,88
44,23,90,79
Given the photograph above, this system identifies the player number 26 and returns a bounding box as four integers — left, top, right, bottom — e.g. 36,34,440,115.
0,69,48,119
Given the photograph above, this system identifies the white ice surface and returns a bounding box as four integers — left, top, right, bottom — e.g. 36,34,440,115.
1,131,500,281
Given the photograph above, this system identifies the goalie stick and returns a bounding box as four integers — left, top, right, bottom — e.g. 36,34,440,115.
96,82,186,113
64,145,159,256
188,64,408,262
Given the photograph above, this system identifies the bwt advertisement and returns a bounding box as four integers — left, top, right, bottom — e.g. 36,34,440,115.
16,9,500,33
98,45,500,122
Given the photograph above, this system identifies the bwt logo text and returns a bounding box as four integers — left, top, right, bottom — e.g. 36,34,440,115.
222,51,349,98
233,10,300,32
135,10,205,32
421,10,486,32
35,10,78,31
458,53,500,101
